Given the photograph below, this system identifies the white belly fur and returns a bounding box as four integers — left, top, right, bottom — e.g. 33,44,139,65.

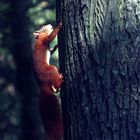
46,50,51,64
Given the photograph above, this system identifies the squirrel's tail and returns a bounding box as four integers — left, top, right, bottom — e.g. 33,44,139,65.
39,93,63,140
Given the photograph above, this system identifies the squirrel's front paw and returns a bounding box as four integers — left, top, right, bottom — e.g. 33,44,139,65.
60,73,64,82
59,22,62,28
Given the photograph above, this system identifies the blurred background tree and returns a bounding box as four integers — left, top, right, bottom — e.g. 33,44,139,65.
0,0,57,140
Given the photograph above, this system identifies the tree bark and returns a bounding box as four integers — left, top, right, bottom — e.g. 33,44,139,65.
57,0,140,140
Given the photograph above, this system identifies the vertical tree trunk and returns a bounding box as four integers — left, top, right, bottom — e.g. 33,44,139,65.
57,0,140,140
9,0,42,140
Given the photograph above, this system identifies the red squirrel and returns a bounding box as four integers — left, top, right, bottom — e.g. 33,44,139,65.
33,23,63,140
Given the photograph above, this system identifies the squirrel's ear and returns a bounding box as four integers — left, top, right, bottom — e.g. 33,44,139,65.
33,32,39,39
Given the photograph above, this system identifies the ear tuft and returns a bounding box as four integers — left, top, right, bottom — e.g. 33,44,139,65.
33,32,39,39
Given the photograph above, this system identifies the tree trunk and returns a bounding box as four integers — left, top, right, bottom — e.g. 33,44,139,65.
9,0,42,140
57,0,140,140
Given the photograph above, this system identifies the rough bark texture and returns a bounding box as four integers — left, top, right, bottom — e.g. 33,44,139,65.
57,0,140,140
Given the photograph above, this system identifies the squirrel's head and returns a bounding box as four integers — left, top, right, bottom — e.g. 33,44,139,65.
33,24,53,39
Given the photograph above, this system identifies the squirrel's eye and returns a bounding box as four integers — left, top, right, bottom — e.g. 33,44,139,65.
42,26,46,29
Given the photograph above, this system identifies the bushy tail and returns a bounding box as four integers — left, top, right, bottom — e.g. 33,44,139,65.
39,93,63,140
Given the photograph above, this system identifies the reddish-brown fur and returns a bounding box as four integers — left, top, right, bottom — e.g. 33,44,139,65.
33,23,63,140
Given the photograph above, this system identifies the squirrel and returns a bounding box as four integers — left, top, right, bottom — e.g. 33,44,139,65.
33,23,63,140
